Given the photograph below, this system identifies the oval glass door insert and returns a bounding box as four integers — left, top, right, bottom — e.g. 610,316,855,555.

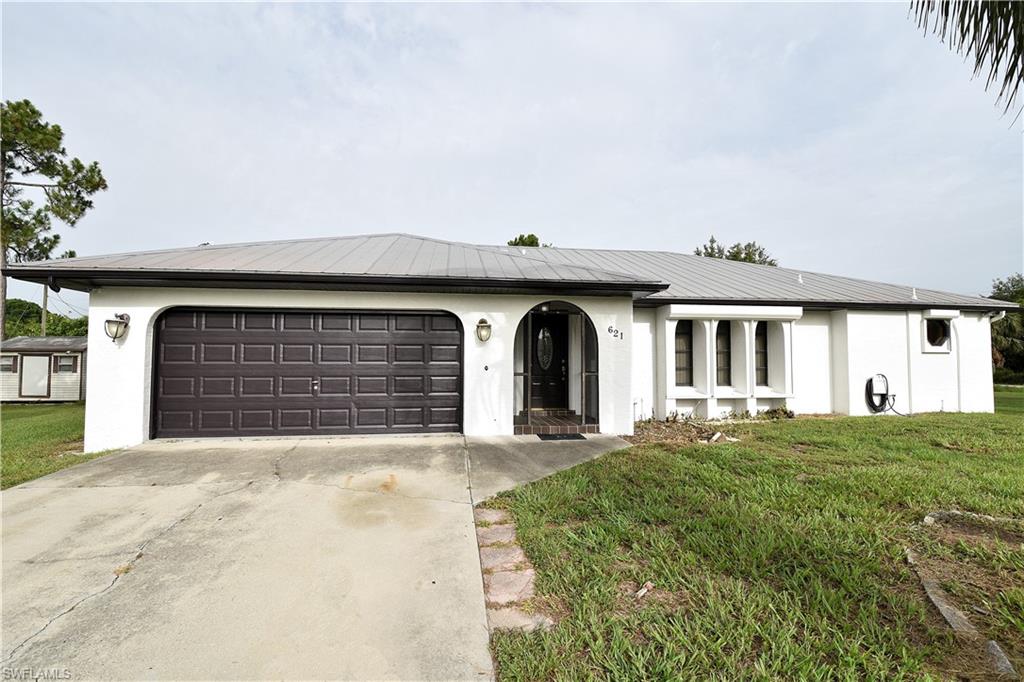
537,327,554,370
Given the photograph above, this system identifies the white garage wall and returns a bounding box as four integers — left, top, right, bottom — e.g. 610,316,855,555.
84,287,635,452
789,312,832,414
834,309,994,416
956,313,995,413
836,311,911,416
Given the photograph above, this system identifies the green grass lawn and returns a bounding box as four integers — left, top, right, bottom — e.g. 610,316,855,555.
0,401,101,488
995,384,1024,415
489,413,1024,680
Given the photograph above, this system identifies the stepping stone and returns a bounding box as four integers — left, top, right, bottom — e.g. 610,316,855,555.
479,545,527,572
477,524,516,546
485,569,535,605
474,508,510,525
986,640,1019,679
487,607,554,632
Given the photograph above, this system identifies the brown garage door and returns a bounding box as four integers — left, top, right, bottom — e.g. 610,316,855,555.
152,309,462,438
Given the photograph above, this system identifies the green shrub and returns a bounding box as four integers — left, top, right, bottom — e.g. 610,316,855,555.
994,367,1024,384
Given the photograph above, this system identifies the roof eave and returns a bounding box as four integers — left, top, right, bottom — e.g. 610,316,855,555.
6,267,669,299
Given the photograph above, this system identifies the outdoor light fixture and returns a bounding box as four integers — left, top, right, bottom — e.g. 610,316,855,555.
104,313,131,343
475,318,492,343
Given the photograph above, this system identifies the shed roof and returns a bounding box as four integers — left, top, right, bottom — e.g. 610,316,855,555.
1,336,87,352
5,233,1015,311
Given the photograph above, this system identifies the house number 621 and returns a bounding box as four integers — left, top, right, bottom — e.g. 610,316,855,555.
607,326,625,340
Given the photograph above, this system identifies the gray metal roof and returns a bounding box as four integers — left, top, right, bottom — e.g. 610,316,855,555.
1,336,87,352
6,233,1015,310
10,233,653,284
482,244,1016,310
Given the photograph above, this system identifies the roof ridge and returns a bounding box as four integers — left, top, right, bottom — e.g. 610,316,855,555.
475,242,656,283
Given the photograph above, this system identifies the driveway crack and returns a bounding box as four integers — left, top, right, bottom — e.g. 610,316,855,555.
1,480,254,664
463,435,476,507
271,442,302,482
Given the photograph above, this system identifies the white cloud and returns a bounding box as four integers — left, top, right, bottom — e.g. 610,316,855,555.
2,2,1020,316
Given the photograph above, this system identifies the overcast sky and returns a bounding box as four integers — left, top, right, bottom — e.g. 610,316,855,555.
3,2,1021,317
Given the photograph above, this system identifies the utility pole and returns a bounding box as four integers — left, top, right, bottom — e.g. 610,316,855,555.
41,284,48,336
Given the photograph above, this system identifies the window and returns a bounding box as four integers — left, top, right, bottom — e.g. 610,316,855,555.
674,320,693,386
926,319,950,348
0,356,16,373
536,328,553,369
755,322,768,386
715,321,731,386
56,356,76,373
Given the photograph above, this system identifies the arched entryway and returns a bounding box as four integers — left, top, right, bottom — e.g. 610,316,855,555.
513,301,599,435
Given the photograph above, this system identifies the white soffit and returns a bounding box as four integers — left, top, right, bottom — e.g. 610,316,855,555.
664,304,803,320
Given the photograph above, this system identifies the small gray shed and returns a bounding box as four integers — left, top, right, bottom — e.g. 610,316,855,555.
1,336,88,403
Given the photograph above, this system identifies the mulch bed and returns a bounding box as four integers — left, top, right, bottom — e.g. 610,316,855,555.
625,419,730,446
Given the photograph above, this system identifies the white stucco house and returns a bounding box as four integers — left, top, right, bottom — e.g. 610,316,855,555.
7,233,1015,452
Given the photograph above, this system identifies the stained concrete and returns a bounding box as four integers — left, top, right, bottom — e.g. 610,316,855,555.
2,433,628,680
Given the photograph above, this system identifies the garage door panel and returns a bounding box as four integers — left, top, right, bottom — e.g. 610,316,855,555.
154,309,462,438
200,376,236,397
200,411,234,430
319,376,352,396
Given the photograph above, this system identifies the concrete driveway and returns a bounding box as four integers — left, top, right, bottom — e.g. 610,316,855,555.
2,434,625,680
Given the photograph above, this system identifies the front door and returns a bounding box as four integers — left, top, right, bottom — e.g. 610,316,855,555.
529,313,568,409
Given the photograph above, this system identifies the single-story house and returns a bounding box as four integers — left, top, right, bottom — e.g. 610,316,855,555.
6,233,1016,452
1,336,88,403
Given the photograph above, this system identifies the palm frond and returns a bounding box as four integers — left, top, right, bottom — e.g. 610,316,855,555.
912,0,1024,116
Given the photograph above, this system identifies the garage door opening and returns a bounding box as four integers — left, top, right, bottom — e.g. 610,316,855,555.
152,309,463,438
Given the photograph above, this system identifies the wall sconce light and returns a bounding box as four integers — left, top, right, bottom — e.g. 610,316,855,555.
104,313,131,343
475,318,492,343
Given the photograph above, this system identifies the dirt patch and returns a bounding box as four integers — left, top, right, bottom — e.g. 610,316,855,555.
626,420,727,446
908,515,1024,679
615,580,693,614
57,440,85,457
930,517,1024,551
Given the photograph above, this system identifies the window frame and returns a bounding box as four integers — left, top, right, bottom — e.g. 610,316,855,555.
715,321,732,386
55,355,77,374
922,318,952,354
0,355,16,373
674,320,694,387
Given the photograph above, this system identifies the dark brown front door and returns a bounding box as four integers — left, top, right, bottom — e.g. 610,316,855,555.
529,313,568,409
153,309,462,438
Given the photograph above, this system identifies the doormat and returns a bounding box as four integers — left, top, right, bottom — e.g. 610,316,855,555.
537,433,586,441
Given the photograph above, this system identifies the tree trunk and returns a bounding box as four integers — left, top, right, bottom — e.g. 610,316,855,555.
0,248,6,341
41,284,48,336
